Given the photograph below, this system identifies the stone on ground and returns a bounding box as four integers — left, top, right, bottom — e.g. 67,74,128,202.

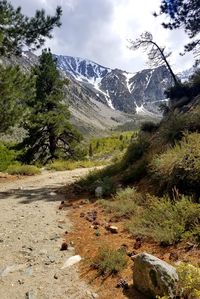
61,255,82,269
133,252,178,298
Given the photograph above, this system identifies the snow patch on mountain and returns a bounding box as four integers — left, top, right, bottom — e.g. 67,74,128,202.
123,72,136,93
55,55,111,85
135,103,157,117
145,70,153,89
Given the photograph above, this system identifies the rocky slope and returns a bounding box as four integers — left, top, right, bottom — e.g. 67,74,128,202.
2,52,174,136
55,55,174,114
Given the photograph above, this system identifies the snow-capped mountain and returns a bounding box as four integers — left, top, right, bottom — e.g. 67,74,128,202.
55,55,173,114
56,55,111,84
178,67,195,82
3,51,176,135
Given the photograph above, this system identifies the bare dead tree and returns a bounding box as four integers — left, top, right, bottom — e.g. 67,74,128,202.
128,32,179,86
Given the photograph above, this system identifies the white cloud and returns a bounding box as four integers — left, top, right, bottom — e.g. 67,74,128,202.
13,0,194,72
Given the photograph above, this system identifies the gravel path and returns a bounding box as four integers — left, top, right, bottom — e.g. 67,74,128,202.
0,169,97,299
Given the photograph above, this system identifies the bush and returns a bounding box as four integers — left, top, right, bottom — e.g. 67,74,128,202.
99,187,142,218
158,263,200,299
165,83,191,101
95,176,116,197
47,160,103,171
77,163,120,194
0,143,17,171
151,132,200,196
176,263,200,298
159,115,186,144
122,159,147,184
160,107,200,145
140,121,159,133
93,246,128,275
121,138,149,168
7,164,41,175
126,195,200,245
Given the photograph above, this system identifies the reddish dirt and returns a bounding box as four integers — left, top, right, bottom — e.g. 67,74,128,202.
0,172,18,184
63,198,200,299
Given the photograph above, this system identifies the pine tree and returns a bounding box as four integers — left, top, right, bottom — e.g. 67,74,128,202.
0,0,62,56
128,32,179,85
155,0,200,61
21,49,82,164
0,0,62,133
0,64,34,132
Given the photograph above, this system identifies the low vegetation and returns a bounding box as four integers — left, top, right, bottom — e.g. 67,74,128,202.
126,194,200,245
93,245,128,276
46,159,104,171
6,164,41,175
88,131,136,161
99,186,200,245
151,132,200,197
99,187,142,218
159,263,200,299
0,142,17,172
176,263,200,298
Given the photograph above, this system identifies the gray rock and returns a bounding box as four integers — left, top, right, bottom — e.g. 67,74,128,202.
49,192,57,196
133,253,178,298
95,186,103,198
26,266,33,277
25,290,35,299
0,264,26,277
61,255,82,269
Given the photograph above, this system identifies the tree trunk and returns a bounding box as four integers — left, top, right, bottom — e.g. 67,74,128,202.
49,127,57,159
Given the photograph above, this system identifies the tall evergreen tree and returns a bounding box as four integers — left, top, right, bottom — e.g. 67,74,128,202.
0,1,62,133
21,49,82,163
0,64,34,132
0,0,62,56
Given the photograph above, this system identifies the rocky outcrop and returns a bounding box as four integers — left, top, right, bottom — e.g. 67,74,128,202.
133,253,178,298
55,54,173,114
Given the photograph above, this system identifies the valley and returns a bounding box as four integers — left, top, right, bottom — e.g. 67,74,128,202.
0,1,200,298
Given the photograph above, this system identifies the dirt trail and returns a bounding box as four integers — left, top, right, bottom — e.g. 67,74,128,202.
0,168,97,299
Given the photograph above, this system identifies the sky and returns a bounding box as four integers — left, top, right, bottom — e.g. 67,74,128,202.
13,0,194,72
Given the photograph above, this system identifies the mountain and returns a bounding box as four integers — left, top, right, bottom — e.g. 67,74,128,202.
2,52,175,136
55,55,173,114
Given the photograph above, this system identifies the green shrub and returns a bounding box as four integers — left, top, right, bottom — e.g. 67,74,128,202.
0,143,17,171
122,159,147,184
176,263,200,298
77,163,120,193
122,138,149,168
99,187,142,218
158,263,200,299
151,132,200,196
159,115,186,144
93,246,128,275
95,176,116,197
47,159,104,171
159,107,200,145
7,164,41,175
126,195,200,245
165,83,191,101
140,121,159,133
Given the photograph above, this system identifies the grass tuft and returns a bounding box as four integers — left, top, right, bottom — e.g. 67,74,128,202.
93,245,128,276
99,187,142,218
6,164,41,176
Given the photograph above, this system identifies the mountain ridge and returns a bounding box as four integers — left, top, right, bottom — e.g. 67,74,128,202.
54,54,173,114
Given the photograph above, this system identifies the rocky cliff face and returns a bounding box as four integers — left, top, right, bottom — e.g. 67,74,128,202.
55,54,174,114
